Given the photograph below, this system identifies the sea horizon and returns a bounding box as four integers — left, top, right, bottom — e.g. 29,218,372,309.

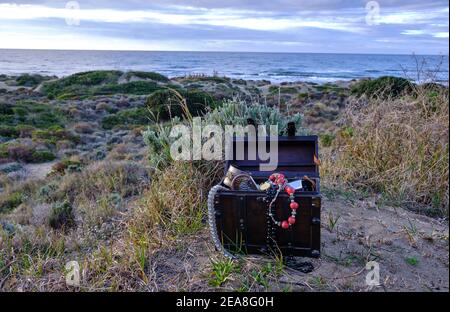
1,49,448,83
2,48,448,56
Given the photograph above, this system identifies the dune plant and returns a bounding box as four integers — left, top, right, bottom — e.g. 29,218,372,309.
322,83,449,216
143,99,306,170
146,88,215,120
351,76,413,99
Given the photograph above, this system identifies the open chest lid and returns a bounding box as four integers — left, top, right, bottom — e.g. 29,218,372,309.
224,135,320,178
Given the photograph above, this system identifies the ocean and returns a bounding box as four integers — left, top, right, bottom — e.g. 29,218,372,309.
0,49,448,83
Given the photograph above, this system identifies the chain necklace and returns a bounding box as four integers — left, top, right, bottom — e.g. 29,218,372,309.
207,184,236,259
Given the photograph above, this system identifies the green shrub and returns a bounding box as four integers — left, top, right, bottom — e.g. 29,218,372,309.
0,101,65,129
126,71,169,82
0,143,33,162
204,100,305,135
48,201,75,229
405,257,419,266
181,75,230,84
15,74,50,87
419,83,449,112
101,115,122,130
0,192,23,213
32,126,79,145
0,103,14,115
316,83,345,93
351,76,413,99
12,107,28,117
339,126,354,138
186,89,217,113
66,70,123,85
143,122,175,169
298,93,309,100
31,150,56,163
38,182,59,201
146,88,215,120
41,70,123,98
0,125,19,138
30,112,64,128
0,143,56,163
94,81,162,96
320,133,335,147
101,107,150,130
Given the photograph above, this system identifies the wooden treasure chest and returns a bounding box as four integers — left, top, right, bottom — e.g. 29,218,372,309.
208,131,321,258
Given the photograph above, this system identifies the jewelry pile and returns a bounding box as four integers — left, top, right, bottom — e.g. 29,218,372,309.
208,166,312,258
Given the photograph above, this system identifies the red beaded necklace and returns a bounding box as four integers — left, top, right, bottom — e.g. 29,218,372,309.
266,173,298,229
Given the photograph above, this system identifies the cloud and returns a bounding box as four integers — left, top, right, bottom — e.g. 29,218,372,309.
433,32,449,38
0,1,448,54
0,3,367,33
401,29,449,38
378,7,449,25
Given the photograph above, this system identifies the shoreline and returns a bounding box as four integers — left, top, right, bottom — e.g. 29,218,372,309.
0,71,363,85
0,71,359,95
1,71,448,89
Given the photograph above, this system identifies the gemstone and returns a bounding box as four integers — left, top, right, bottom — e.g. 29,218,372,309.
285,186,295,195
290,202,299,210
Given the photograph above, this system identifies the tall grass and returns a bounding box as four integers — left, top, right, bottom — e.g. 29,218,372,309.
322,84,449,216
127,161,219,241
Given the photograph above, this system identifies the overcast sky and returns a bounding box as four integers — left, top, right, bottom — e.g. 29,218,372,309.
0,0,448,54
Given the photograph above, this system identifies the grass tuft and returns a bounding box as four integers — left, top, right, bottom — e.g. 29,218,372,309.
322,84,449,216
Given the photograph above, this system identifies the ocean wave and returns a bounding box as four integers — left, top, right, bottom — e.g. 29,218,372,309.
0,50,448,83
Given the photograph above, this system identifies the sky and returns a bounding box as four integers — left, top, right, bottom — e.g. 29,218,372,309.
0,0,448,54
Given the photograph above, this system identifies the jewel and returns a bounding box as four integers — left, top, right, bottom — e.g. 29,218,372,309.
281,221,289,229
288,216,296,224
285,186,295,195
290,202,299,210
269,174,276,181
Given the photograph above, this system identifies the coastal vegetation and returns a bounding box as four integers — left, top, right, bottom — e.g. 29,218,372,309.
350,76,413,99
323,82,449,216
0,70,448,291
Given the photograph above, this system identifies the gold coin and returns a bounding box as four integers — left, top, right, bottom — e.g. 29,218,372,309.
259,182,271,191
